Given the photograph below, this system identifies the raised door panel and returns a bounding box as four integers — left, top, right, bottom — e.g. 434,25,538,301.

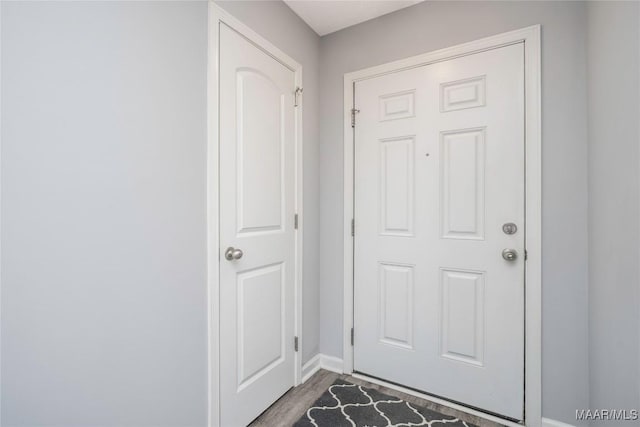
440,128,485,240
237,70,284,235
379,263,414,349
236,263,285,391
440,269,485,366
379,90,415,121
380,137,415,236
440,76,486,112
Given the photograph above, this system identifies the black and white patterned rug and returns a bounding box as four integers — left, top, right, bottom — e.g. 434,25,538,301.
294,380,477,427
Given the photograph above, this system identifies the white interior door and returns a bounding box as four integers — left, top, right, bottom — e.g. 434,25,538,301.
353,43,525,420
219,23,296,427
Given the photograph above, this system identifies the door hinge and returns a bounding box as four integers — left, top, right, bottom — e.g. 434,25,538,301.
351,108,360,128
294,336,299,352
351,218,355,237
350,327,354,346
294,87,303,107
294,213,299,230
524,249,528,261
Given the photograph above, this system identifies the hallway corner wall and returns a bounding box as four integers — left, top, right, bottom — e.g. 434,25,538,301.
1,2,209,425
587,1,640,421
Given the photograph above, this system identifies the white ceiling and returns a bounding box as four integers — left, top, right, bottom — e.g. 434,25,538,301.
284,1,424,36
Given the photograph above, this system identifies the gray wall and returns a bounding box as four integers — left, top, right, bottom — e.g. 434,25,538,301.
318,2,590,424
1,1,321,425
587,1,640,422
215,0,322,366
1,1,209,426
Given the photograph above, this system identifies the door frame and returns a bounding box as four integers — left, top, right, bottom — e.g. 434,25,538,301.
207,3,304,427
342,25,541,427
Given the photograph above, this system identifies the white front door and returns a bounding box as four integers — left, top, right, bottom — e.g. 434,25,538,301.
219,23,296,427
353,43,525,420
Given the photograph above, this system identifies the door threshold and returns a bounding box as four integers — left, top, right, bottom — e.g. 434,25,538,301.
351,372,525,427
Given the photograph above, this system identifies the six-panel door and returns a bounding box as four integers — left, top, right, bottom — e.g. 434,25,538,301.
354,43,525,420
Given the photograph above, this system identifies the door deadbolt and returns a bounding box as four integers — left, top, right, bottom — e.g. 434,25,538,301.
502,223,518,235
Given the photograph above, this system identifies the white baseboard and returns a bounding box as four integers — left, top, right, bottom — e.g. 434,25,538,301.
301,354,321,382
301,354,344,382
541,418,576,427
320,354,344,374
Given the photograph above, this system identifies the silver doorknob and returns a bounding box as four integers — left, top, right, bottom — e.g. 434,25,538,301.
502,248,518,261
225,247,243,261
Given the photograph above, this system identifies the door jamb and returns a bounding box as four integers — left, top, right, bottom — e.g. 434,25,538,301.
342,25,541,427
208,3,304,427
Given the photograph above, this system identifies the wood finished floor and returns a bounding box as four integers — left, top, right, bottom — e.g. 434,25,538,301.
250,369,506,427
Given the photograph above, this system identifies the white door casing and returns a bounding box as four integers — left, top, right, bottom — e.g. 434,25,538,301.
209,5,304,427
354,43,524,420
343,26,541,426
